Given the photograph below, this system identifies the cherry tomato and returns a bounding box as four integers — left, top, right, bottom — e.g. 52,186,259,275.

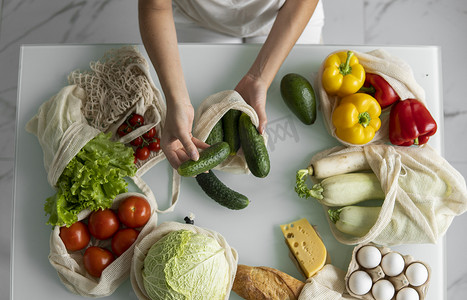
128,113,145,127
142,127,156,139
87,209,120,240
111,228,139,256
130,136,143,147
148,138,160,152
135,146,150,161
117,123,132,137
118,196,151,228
59,221,90,251
83,246,114,277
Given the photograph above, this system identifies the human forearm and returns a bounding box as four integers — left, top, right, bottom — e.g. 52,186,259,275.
138,0,189,107
247,0,319,87
139,0,203,166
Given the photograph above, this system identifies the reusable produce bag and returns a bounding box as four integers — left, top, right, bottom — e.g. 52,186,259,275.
310,144,467,246
130,221,238,300
48,191,158,297
68,46,180,213
298,265,356,300
193,90,268,174
317,49,428,147
25,85,101,187
26,46,182,297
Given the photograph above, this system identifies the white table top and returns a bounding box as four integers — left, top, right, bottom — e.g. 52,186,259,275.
13,44,444,299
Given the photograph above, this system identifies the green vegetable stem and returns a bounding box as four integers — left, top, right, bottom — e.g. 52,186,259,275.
295,167,314,199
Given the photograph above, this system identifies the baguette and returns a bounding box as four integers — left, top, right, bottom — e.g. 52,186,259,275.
232,264,305,300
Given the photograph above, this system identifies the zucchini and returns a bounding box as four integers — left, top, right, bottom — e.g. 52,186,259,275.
222,109,242,155
177,142,230,177
238,113,270,178
328,206,381,237
306,173,385,206
280,73,317,125
205,119,224,145
196,170,249,210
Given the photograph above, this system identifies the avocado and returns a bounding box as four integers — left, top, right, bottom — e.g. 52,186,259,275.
280,73,317,125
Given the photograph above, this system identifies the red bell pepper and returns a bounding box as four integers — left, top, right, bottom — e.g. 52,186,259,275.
359,73,400,109
389,98,437,146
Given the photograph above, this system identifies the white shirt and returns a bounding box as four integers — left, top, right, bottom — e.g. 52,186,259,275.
172,0,287,38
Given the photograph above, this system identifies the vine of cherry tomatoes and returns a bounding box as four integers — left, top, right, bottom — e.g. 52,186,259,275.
59,196,151,277
117,113,160,162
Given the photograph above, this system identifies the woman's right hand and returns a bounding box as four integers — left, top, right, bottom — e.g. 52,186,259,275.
161,101,208,169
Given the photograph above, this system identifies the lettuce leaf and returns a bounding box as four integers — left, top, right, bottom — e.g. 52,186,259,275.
45,133,136,227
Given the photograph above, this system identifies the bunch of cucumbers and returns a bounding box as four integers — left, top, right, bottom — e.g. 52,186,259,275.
177,111,270,210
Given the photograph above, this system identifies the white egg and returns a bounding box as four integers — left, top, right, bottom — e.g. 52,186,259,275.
348,270,373,295
405,262,428,286
396,287,420,300
381,252,405,276
372,279,395,300
357,245,382,269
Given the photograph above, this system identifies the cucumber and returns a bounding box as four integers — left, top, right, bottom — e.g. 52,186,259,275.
280,73,316,125
222,109,242,155
177,142,230,177
238,113,270,178
205,119,224,145
196,170,249,210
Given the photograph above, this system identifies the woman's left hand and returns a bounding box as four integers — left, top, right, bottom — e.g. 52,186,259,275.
235,73,268,134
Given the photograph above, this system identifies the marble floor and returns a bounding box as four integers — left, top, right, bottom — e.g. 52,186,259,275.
2,0,467,298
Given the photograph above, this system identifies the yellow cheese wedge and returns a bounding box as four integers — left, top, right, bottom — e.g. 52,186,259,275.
280,218,327,278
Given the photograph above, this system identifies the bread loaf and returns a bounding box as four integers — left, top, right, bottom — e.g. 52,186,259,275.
232,264,305,300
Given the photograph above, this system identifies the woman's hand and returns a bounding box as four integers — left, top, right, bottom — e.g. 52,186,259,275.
235,73,268,134
161,102,208,169
234,0,318,134
139,0,210,169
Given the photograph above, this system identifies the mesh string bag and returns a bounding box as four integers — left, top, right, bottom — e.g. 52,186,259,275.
69,45,166,176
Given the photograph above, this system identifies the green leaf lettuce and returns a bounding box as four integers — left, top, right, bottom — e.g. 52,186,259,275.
45,132,136,227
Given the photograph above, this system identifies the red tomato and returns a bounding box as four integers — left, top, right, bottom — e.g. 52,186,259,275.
135,146,150,161
59,221,90,251
117,123,132,137
111,228,139,256
83,246,114,277
142,127,156,139
88,209,120,240
130,136,143,147
148,138,160,152
118,196,151,228
128,114,144,127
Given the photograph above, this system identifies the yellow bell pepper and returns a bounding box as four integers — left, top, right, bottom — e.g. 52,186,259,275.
322,51,365,97
332,93,382,144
